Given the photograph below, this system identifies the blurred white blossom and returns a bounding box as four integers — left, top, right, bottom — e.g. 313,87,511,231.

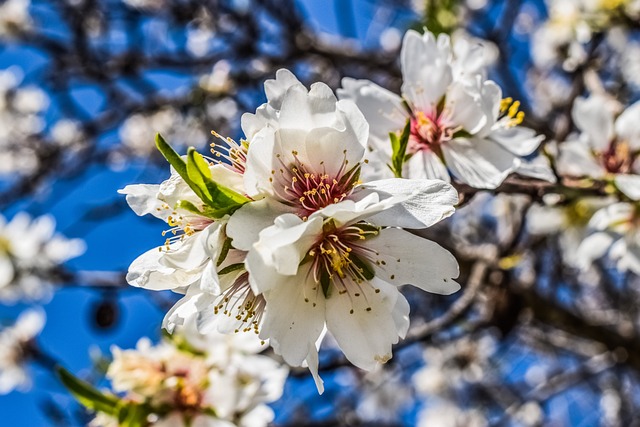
0,308,45,394
0,0,32,38
417,399,488,427
92,323,287,427
0,213,85,302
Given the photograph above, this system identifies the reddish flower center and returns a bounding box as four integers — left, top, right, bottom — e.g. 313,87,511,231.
271,151,361,219
603,140,634,174
408,110,457,154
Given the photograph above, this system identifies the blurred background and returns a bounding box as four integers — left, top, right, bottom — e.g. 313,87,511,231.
1,0,640,425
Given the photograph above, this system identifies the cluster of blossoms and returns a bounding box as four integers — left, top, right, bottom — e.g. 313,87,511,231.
533,0,640,71
0,213,85,302
90,324,287,427
119,28,554,394
529,94,640,275
0,308,45,394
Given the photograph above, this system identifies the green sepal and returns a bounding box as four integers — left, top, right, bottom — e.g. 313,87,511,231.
218,262,245,275
320,269,332,298
56,367,121,416
216,237,233,267
186,148,250,213
351,254,375,281
155,133,188,180
118,403,150,427
389,119,411,178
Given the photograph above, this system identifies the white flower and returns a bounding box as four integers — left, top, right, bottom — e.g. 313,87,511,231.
0,213,85,302
417,399,488,427
228,69,460,250
0,308,45,394
557,95,640,200
100,324,287,427
576,202,640,274
527,196,612,267
338,29,547,189
0,0,32,38
413,334,496,396
244,193,460,392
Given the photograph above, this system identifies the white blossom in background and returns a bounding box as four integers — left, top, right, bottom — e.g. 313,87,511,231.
0,213,85,302
0,0,32,38
119,107,209,157
0,308,45,394
339,29,549,189
199,61,232,95
576,202,640,275
413,334,496,396
92,323,287,427
0,68,49,176
527,195,612,267
354,367,413,423
417,399,488,427
557,95,640,200
121,0,167,12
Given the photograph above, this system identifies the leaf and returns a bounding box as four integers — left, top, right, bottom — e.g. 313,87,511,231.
320,269,332,298
56,367,120,416
350,254,375,281
216,237,233,267
218,262,245,275
187,148,250,211
155,133,188,180
389,119,411,178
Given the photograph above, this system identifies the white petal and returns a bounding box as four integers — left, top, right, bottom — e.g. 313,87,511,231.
445,81,488,134
226,198,286,251
588,202,634,231
575,231,616,269
247,215,322,283
401,30,452,111
264,68,306,110
615,174,640,200
356,178,458,229
443,138,517,189
615,101,640,150
490,126,544,156
278,82,339,130
325,278,406,371
126,246,201,290
337,78,409,149
209,164,245,194
259,272,326,366
556,140,606,178
572,96,615,151
303,125,366,178
118,184,164,218
243,127,277,197
515,155,558,183
366,227,460,294
406,150,451,182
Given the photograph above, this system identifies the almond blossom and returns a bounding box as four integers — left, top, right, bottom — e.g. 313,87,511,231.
338,29,548,189
245,192,460,392
576,202,640,275
0,213,85,302
0,308,45,394
557,95,640,200
92,322,287,427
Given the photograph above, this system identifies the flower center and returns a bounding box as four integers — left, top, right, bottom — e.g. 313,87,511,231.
408,110,457,153
602,140,634,174
160,210,214,250
307,222,381,305
271,151,361,219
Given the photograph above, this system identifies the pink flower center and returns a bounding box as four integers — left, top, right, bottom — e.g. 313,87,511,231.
408,110,458,154
602,140,634,174
271,151,361,219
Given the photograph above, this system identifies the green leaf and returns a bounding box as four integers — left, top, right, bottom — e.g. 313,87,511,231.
351,254,375,281
216,237,233,267
56,367,120,416
118,403,149,427
320,269,332,298
186,148,250,211
218,262,245,275
389,119,411,178
155,133,188,180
